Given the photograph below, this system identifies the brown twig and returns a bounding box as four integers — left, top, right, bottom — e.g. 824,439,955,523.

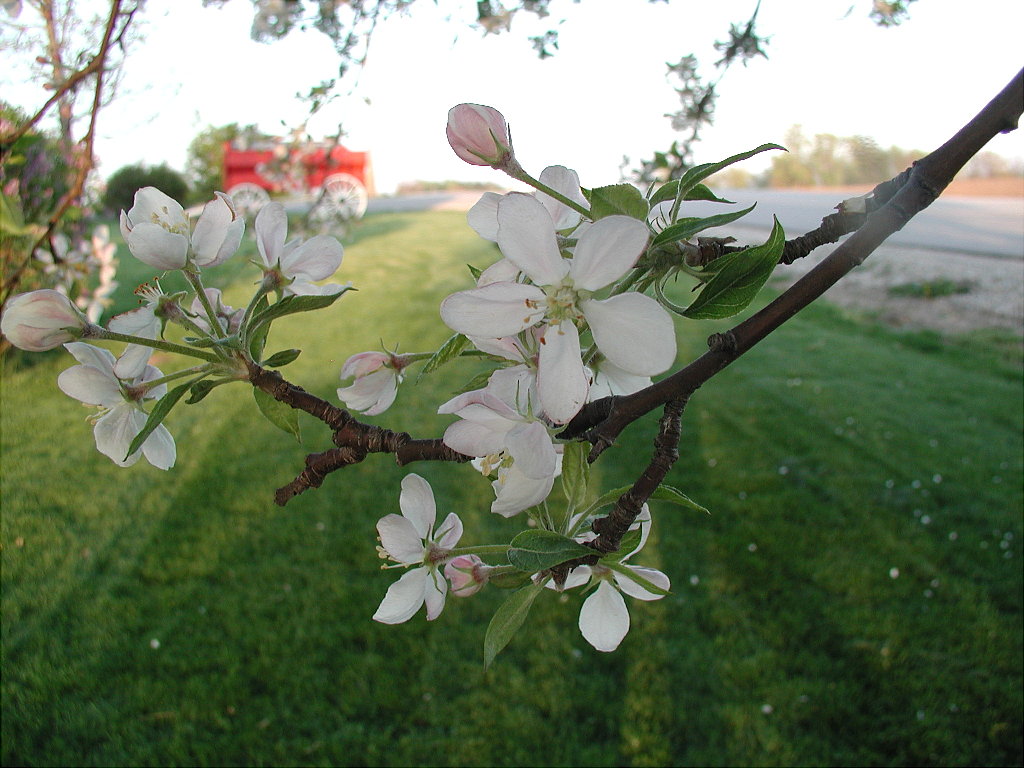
245,361,471,505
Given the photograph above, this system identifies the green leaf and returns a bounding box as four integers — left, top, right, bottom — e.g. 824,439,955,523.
672,143,784,203
244,295,271,361
649,181,734,208
454,368,498,395
488,569,534,590
125,378,202,460
682,216,785,319
650,484,710,514
247,287,353,339
583,483,709,517
467,263,483,281
588,184,649,221
560,441,590,515
650,204,755,248
507,530,595,572
262,348,301,368
417,333,469,383
253,387,301,443
186,377,235,404
483,581,546,669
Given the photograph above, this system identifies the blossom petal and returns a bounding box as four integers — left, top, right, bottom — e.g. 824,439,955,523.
376,514,425,564
491,465,554,517
107,306,160,339
442,419,507,458
496,193,568,286
579,580,630,652
440,282,545,338
536,165,587,231
423,568,448,620
582,293,676,375
63,341,116,372
467,192,501,242
113,344,152,381
570,215,649,291
614,566,670,601
505,421,556,480
124,223,188,270
254,203,287,267
57,364,121,407
141,422,176,470
399,473,436,539
281,235,344,281
435,511,463,550
337,368,397,415
536,321,589,424
589,360,651,400
192,192,244,267
373,567,428,624
92,403,143,467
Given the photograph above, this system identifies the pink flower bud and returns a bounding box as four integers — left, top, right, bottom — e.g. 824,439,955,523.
1,289,89,351
446,104,514,168
444,554,490,597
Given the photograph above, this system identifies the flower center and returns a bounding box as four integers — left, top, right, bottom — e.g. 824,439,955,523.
542,280,587,324
149,207,189,237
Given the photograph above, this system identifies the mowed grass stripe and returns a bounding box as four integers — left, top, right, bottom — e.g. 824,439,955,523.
2,210,1021,766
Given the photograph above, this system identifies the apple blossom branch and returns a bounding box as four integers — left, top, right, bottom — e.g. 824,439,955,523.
560,67,1024,463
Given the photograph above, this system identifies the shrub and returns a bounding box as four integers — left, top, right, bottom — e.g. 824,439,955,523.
103,163,189,214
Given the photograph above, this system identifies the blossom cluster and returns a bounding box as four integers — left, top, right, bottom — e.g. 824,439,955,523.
3,102,768,660
3,187,348,470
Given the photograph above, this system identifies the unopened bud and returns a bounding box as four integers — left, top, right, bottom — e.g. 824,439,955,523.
444,554,491,597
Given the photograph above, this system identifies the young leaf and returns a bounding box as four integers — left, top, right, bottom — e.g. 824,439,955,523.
588,184,649,221
650,484,710,514
483,581,546,669
650,204,755,248
417,333,469,383
649,180,734,208
467,263,483,281
124,377,203,460
682,216,785,319
262,348,302,368
247,287,353,340
186,377,235,404
488,569,534,590
507,530,595,572
560,440,590,514
672,143,784,203
253,387,301,443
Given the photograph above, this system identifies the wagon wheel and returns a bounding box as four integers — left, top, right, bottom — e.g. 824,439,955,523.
318,173,368,220
226,183,270,218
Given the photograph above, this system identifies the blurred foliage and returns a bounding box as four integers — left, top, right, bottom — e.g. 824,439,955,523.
769,125,923,187
0,102,117,330
102,163,190,214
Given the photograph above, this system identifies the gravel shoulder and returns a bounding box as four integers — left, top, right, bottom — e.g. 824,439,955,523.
729,225,1024,336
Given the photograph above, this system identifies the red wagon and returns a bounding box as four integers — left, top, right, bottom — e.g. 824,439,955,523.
223,138,373,220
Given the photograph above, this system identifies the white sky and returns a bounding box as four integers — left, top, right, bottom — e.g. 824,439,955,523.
5,0,1024,194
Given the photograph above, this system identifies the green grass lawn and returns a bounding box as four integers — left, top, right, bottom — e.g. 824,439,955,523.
2,210,1022,766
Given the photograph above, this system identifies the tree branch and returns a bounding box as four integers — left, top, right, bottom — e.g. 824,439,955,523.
560,67,1024,460
245,361,471,505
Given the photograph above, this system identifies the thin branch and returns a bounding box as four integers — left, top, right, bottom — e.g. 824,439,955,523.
245,362,471,505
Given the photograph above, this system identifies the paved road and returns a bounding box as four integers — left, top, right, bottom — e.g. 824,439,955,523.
684,189,1024,259
367,189,1023,260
